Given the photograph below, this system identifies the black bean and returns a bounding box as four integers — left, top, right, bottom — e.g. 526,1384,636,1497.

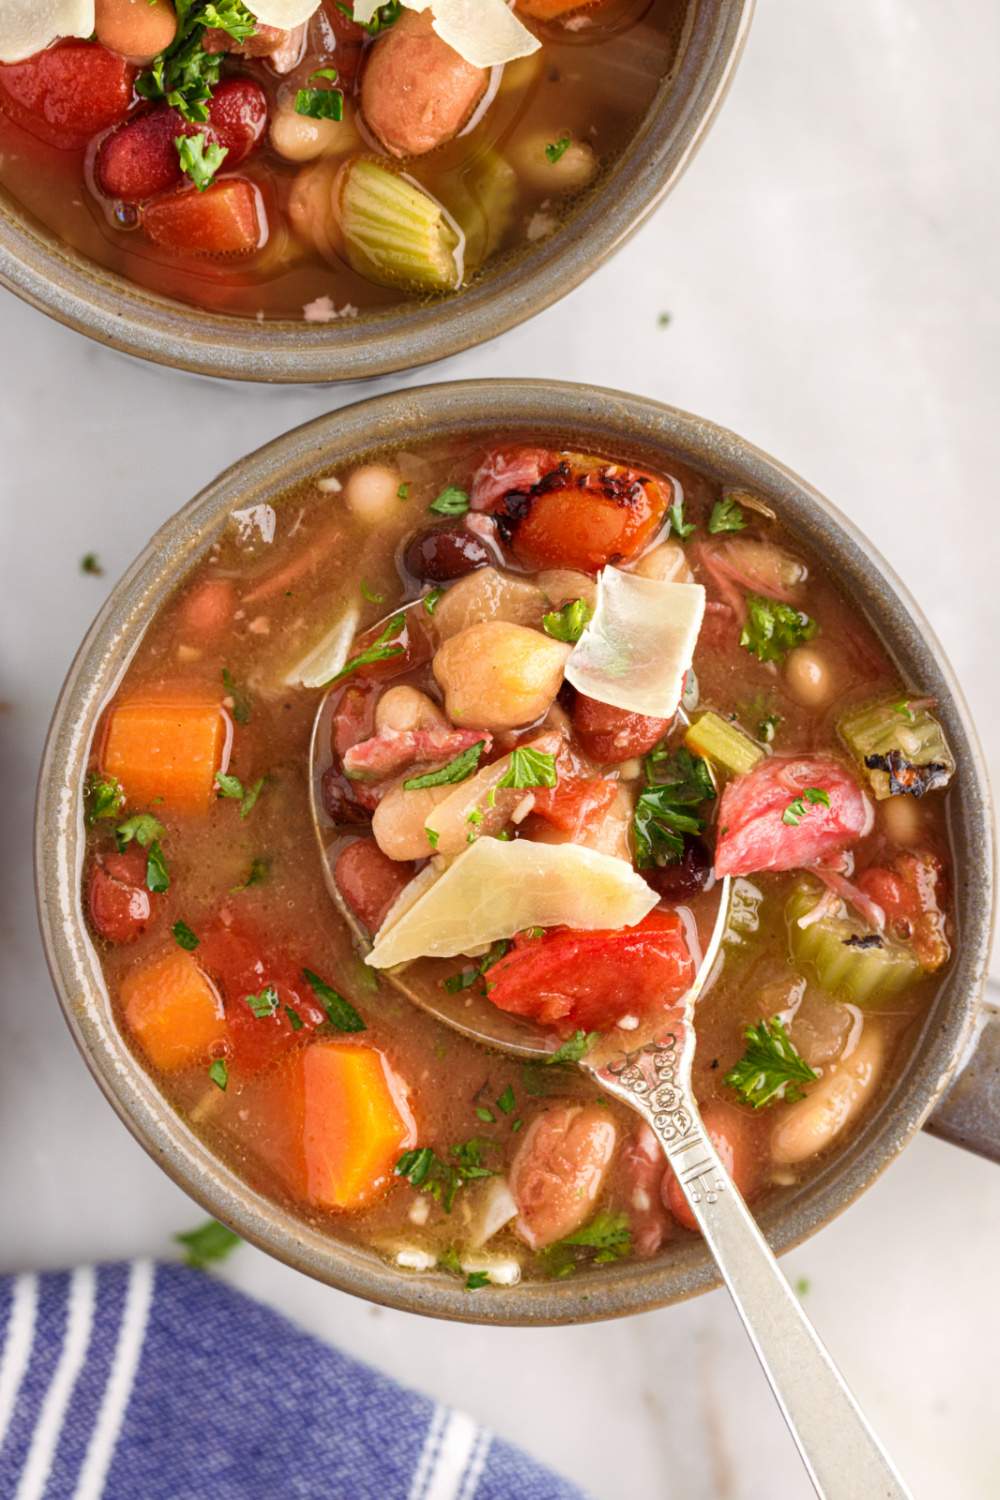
402,523,497,583
646,838,713,904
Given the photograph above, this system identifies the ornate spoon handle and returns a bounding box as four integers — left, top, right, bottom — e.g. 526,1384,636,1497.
593,1033,911,1500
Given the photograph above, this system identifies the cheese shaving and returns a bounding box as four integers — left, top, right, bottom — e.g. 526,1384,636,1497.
246,0,323,26
0,0,94,64
283,605,360,688
565,567,706,721
367,837,657,969
351,0,540,68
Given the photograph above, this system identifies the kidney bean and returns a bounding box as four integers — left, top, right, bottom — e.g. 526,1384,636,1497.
320,766,373,826
646,837,713,904
87,849,156,944
334,837,414,934
662,1101,762,1233
402,524,498,584
510,1102,618,1250
571,692,671,764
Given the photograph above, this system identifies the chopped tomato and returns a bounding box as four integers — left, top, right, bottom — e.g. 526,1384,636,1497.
476,450,672,572
197,915,325,1077
349,608,432,686
0,42,136,150
531,771,618,837
334,837,414,935
571,692,671,765
485,910,694,1034
143,179,263,257
87,848,157,944
714,755,873,878
858,851,950,971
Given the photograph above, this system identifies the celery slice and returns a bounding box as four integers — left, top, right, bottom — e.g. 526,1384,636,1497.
838,696,954,800
445,149,518,273
337,159,463,293
684,711,765,777
786,882,921,1006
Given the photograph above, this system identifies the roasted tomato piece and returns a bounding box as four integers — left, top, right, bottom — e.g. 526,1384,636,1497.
486,911,694,1034
858,851,950,971
0,42,136,150
143,179,263,257
334,837,414,934
571,692,671,765
197,916,326,1077
531,770,618,837
87,848,158,944
509,1102,617,1250
662,1101,763,1233
477,450,672,572
714,755,873,879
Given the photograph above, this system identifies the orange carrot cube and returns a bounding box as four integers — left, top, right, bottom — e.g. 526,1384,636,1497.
121,948,225,1072
103,699,226,813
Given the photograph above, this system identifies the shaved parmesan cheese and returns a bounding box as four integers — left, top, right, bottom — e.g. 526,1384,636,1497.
246,0,321,26
0,0,94,63
283,605,360,687
351,0,539,67
565,567,706,721
367,838,657,969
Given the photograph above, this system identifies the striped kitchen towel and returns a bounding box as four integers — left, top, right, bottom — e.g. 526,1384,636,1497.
0,1262,586,1500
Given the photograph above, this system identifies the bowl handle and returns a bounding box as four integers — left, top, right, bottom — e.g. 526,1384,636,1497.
924,980,1000,1161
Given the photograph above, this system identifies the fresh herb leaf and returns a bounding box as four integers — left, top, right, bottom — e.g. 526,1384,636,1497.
146,841,170,893
221,667,251,724
136,0,257,124
542,1211,632,1277
404,740,485,791
443,940,511,994
284,1004,304,1030
496,1084,516,1115
423,587,444,615
175,1218,241,1269
893,700,915,722
657,311,671,328
340,0,402,35
208,1058,229,1091
740,594,817,664
115,812,166,851
80,552,104,576
360,579,384,604
85,773,124,827
724,1016,818,1109
497,746,558,791
708,495,747,534
545,133,571,163
395,1138,496,1213
294,81,344,120
425,826,440,849
302,968,365,1032
214,770,265,818
397,481,410,500
450,1138,496,1178
541,597,592,644
781,787,830,826
795,1276,811,1296
175,131,227,190
215,773,243,800
328,613,406,686
244,985,279,1019
239,776,265,819
631,748,713,868
172,920,200,951
546,1030,600,1066
231,855,269,892
428,486,469,517
465,1271,490,1290
475,1106,495,1124
668,499,695,540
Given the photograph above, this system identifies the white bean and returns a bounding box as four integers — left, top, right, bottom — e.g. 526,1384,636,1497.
770,1025,884,1165
375,686,445,734
511,132,598,195
879,794,925,847
431,567,545,642
784,645,836,709
345,464,404,527
634,541,694,584
270,105,361,162
433,621,570,731
371,783,452,861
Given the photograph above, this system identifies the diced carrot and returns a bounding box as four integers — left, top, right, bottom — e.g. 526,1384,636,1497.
143,179,262,257
516,0,604,16
178,578,236,639
121,948,225,1072
102,699,227,813
249,1041,416,1210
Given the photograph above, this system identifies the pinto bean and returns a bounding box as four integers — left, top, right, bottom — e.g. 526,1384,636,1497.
770,1026,885,1166
333,836,415,932
360,8,488,158
95,0,177,63
402,523,499,584
433,622,570,731
663,1101,762,1233
572,692,670,764
510,1103,617,1250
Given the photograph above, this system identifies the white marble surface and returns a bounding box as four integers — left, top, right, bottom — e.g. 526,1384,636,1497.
2,2,1000,1496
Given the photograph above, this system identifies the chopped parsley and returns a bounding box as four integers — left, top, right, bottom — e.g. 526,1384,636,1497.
724,1016,818,1109
424,827,440,849
360,579,384,604
657,311,672,328
428,486,470,517
545,133,571,163
175,132,227,191
221,667,251,725
475,1106,495,1124
708,495,747,534
214,771,265,819
632,747,714,867
231,855,269,891
341,0,402,35
668,499,695,540
443,939,511,994
175,1218,241,1270
208,1058,229,1091
404,740,485,791
302,968,365,1032
395,1139,496,1213
546,1030,599,1066
542,1212,632,1277
423,587,444,615
116,812,169,893
244,985,279,1019
294,69,344,120
541,597,592,643
284,1004,304,1030
80,552,104,576
781,787,830,826
758,713,781,744
85,772,124,827
740,594,817,663
795,1276,811,1296
497,746,558,791
328,613,406,686
172,920,200,952
496,1084,516,1115
465,1271,490,1290
136,0,257,123
397,481,410,500
893,700,916,722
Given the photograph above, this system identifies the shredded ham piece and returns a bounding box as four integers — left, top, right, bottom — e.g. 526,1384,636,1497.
810,865,886,932
344,726,492,782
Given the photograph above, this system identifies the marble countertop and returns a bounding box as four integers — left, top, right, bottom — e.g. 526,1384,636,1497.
2,1,999,1496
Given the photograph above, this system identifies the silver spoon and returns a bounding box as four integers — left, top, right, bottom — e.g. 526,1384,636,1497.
309,687,911,1500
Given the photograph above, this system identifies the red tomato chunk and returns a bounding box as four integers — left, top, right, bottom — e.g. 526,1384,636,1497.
88,848,158,944
143,179,263,257
0,42,136,150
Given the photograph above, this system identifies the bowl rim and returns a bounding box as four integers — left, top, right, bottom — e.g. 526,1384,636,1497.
35,378,997,1325
0,0,753,384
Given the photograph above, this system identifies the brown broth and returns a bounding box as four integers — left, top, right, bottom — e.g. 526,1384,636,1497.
82,434,955,1285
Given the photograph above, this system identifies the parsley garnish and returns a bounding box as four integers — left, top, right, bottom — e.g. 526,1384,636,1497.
740,595,817,663
328,613,406,686
244,986,279,1019
668,499,695,540
893,700,915,722
545,133,571,163
465,1271,490,1290
231,855,269,891
175,132,227,190
80,552,104,576
172,920,200,951
221,667,251,724
497,746,558,791
443,939,511,994
403,740,485,791
294,69,344,120
397,481,410,500
428,486,469,516
360,578,384,604
542,1212,632,1277
632,747,714,867
175,1218,241,1269
425,826,440,849
340,0,402,35
475,1106,495,1124
496,1084,516,1115
657,311,671,328
423,587,444,615
708,495,747,534
85,772,124,827
541,597,592,643
136,0,257,123
214,771,265,819
208,1058,229,1091
284,1004,304,1030
781,787,830,826
395,1139,496,1213
724,1016,818,1108
546,1030,599,1066
302,968,365,1031
116,812,170,893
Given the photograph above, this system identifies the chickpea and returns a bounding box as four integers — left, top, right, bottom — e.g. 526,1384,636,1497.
784,645,837,709
372,783,452,862
433,622,570,731
345,464,405,527
770,1025,884,1166
270,105,361,163
511,132,598,195
375,686,445,735
95,0,177,62
634,541,694,585
287,159,337,253
879,793,925,847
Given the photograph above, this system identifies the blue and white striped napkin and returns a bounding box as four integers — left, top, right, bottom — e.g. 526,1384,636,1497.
0,1262,586,1499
